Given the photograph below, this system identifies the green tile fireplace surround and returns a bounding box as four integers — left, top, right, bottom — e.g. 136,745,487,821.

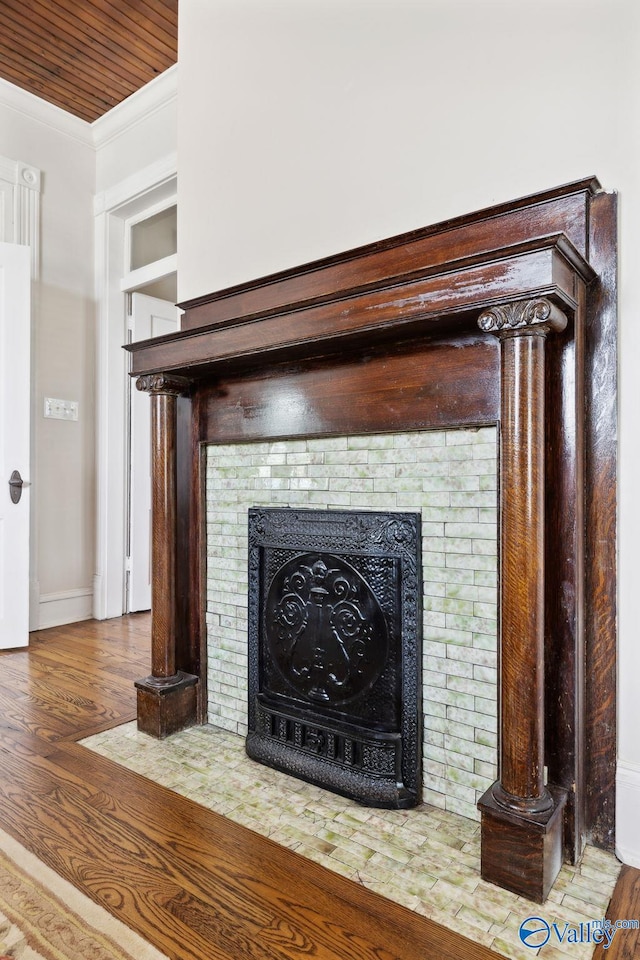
205,427,498,823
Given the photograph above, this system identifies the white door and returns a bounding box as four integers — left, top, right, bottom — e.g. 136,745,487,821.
0,242,31,648
128,292,180,612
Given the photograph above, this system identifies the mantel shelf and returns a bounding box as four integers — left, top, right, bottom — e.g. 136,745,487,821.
126,228,596,381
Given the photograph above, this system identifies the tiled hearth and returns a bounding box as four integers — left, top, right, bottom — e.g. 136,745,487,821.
82,723,621,960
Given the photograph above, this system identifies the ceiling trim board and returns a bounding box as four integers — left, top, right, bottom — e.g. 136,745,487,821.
91,65,177,150
0,76,93,148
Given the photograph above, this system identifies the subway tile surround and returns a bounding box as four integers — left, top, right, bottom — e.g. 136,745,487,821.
206,427,498,821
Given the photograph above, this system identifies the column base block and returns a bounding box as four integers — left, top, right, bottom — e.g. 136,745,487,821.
135,671,199,739
478,782,568,903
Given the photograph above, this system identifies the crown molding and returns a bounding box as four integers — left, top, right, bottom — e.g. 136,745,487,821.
0,64,177,153
0,77,93,148
91,65,177,150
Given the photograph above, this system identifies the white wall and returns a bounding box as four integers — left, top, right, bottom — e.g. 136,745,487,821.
177,0,640,865
0,81,96,628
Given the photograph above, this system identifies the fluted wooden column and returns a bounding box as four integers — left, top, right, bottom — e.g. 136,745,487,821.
134,373,198,738
477,298,569,902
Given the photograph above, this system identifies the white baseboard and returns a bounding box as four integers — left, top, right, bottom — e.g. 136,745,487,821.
37,587,94,630
616,760,640,868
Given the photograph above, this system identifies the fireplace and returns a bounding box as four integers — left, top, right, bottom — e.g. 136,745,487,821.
246,507,422,808
128,178,617,903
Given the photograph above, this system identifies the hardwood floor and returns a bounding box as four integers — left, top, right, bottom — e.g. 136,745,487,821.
593,865,640,960
0,617,634,960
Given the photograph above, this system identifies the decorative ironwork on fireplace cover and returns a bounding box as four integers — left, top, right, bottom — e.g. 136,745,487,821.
247,507,422,808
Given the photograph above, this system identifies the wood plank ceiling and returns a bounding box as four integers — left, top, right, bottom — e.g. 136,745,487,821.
0,0,178,123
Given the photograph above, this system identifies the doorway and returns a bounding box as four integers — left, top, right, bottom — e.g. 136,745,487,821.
123,200,179,613
94,161,178,621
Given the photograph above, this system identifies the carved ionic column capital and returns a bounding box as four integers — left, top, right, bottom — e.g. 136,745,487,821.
136,373,190,396
478,297,567,337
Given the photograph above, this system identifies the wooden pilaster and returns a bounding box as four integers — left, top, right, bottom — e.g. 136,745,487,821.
477,298,569,902
134,373,198,738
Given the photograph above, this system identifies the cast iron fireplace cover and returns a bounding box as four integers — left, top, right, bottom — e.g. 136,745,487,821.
246,507,422,808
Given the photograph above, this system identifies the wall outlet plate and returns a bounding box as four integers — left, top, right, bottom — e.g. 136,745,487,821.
44,397,79,421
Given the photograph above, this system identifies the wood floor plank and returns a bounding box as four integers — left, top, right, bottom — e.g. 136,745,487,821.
0,624,141,740
5,654,140,706
0,682,128,742
0,724,63,758
593,864,640,959
30,632,149,671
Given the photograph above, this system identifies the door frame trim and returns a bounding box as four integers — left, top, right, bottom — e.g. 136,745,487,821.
93,155,177,620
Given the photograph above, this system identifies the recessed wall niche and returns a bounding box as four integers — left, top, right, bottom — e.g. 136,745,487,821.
205,427,498,821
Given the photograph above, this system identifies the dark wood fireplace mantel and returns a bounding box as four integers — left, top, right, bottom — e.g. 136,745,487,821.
126,177,617,903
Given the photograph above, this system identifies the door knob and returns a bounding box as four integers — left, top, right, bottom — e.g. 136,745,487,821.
9,470,30,504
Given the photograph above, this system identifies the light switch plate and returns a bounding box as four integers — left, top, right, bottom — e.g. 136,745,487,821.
44,397,79,421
